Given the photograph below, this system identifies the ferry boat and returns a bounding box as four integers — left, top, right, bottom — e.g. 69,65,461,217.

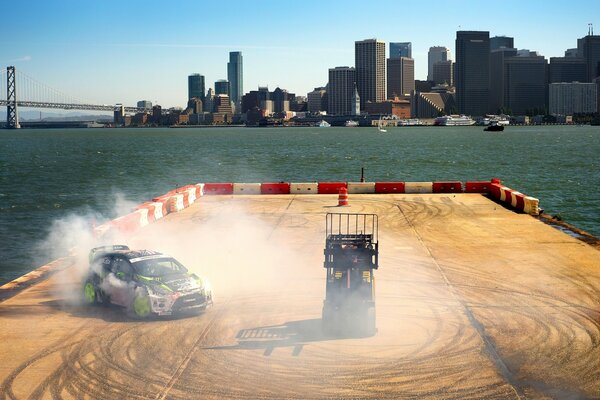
434,115,476,126
317,120,331,128
345,120,359,127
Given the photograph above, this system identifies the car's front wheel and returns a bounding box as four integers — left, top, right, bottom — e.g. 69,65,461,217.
131,289,152,318
83,280,98,304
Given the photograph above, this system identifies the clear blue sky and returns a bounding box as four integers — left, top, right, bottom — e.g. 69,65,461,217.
1,0,597,108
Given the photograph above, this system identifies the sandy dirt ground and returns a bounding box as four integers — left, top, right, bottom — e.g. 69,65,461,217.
0,194,598,399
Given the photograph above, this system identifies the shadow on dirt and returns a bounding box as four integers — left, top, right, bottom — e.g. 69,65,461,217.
209,318,372,356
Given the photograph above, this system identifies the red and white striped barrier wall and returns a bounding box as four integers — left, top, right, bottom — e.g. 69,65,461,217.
490,183,540,215
92,178,539,241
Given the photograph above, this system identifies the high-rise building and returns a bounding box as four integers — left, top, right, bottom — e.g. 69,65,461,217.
389,42,412,59
565,48,580,58
504,54,548,115
549,57,587,83
387,57,414,98
188,74,205,101
432,60,453,86
549,82,597,115
204,88,215,113
137,100,152,110
427,46,450,81
307,87,328,113
490,36,514,50
328,67,357,115
271,87,290,113
490,48,517,113
227,51,243,110
215,80,230,96
577,35,600,82
355,39,386,110
455,31,490,116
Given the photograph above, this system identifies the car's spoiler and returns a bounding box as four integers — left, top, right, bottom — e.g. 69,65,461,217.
88,245,130,263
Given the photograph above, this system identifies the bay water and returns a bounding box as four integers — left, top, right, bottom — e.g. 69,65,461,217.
1,125,598,285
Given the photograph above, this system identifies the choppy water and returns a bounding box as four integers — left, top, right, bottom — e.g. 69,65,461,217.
1,125,599,284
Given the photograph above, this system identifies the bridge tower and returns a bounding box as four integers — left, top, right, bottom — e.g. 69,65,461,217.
6,66,20,129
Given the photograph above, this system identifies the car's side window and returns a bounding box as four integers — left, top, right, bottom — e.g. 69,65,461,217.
112,258,132,278
102,256,112,273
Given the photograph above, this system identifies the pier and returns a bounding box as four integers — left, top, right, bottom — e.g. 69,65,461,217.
0,191,598,398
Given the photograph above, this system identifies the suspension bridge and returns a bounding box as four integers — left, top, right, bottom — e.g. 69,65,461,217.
0,66,146,128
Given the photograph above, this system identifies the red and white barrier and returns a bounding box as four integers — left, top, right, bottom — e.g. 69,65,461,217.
404,182,433,194
290,182,318,194
233,183,262,195
489,182,539,215
347,182,375,194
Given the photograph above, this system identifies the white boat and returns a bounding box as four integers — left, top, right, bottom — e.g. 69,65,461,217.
397,118,423,126
377,117,387,132
317,120,331,128
345,120,359,127
434,115,476,126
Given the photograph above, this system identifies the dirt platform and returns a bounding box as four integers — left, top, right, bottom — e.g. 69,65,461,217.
0,194,598,399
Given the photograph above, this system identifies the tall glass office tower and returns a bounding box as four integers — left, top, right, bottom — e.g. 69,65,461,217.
227,51,243,111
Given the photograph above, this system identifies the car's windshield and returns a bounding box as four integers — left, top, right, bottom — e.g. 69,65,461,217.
132,257,187,277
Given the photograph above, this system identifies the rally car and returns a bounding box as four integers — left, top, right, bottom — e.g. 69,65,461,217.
83,245,212,318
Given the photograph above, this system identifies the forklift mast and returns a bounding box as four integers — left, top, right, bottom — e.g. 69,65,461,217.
324,213,379,270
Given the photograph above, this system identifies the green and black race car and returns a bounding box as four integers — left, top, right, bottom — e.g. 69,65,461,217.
83,245,212,318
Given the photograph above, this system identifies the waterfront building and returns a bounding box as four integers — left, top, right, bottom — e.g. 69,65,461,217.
490,47,518,114
432,60,453,86
549,82,597,115
328,67,357,115
307,87,328,113
188,74,205,102
455,31,490,116
351,86,360,116
387,57,414,98
427,46,450,81
272,87,290,113
577,34,600,82
214,94,233,114
290,95,308,112
415,80,434,93
410,91,456,118
549,57,587,83
389,42,412,59
204,88,215,113
504,54,548,115
137,100,152,110
215,80,230,96
365,97,410,118
490,36,514,50
187,97,203,114
355,39,386,110
151,105,162,123
227,51,243,111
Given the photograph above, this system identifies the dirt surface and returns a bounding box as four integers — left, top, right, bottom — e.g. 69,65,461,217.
0,194,598,399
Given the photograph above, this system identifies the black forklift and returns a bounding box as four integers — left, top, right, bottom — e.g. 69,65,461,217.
322,213,379,336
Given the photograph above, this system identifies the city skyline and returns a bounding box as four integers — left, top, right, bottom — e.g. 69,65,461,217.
1,0,598,108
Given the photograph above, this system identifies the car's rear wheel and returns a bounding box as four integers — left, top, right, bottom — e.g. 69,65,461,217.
83,281,97,304
132,290,151,318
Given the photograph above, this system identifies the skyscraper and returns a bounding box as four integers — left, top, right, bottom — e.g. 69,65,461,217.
215,79,230,96
432,60,453,86
227,51,243,111
504,54,548,115
355,39,386,110
427,46,450,81
549,57,587,83
328,67,357,115
188,74,205,102
387,57,414,98
455,31,490,116
577,35,600,82
490,36,514,50
389,42,412,59
489,48,517,113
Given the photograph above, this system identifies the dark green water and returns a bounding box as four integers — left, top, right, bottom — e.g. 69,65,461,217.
1,126,599,284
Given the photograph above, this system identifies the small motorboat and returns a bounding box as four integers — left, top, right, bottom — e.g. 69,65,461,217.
484,121,504,132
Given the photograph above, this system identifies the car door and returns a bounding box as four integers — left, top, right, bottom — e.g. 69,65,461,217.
110,257,134,306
